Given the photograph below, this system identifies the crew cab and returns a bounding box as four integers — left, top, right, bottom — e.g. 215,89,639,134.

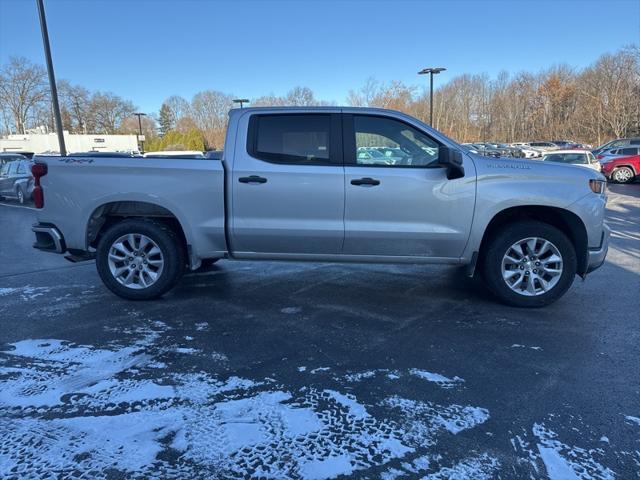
31,107,610,307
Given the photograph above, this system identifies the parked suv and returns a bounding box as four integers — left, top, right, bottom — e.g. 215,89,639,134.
592,138,640,156
601,154,639,184
596,146,640,164
0,157,34,204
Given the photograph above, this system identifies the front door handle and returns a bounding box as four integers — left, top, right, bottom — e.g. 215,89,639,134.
350,177,380,186
239,175,267,184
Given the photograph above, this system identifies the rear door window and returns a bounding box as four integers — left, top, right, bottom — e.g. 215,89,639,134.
247,114,339,165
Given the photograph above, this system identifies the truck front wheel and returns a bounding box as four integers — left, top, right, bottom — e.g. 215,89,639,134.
481,221,577,307
96,219,185,300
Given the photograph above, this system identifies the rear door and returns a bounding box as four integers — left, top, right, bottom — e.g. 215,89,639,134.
230,112,345,255
342,113,475,258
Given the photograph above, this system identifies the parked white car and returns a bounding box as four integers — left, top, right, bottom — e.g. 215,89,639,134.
510,143,544,158
541,150,601,172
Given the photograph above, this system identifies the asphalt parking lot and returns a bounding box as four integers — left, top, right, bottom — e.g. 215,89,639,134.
1,185,639,479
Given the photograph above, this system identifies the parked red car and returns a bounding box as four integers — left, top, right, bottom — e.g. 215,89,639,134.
601,154,640,184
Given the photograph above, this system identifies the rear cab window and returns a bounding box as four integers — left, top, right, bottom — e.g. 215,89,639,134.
247,114,341,165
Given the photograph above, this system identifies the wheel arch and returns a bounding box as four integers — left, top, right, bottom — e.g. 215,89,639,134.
612,163,637,175
87,201,190,263
478,205,589,276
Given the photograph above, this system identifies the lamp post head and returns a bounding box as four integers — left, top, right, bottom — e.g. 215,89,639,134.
418,67,446,75
134,112,147,117
233,99,250,108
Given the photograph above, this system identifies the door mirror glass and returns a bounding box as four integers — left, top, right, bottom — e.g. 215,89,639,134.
438,146,465,179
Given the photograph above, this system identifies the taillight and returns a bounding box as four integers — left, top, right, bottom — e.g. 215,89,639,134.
31,163,48,209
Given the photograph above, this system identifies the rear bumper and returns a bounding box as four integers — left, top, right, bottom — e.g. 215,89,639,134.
585,223,610,274
32,223,66,253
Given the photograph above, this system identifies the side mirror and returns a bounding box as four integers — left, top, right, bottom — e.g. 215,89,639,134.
438,146,465,179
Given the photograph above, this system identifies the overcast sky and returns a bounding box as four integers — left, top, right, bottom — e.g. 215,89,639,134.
1,0,638,113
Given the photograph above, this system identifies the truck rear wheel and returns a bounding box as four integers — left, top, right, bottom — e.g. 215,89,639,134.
481,221,577,307
96,219,185,300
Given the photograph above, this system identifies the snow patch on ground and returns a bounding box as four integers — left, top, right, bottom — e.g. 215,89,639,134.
0,339,152,408
382,395,489,445
511,344,543,351
427,453,501,479
533,423,616,480
2,339,431,478
408,368,465,389
324,389,369,419
0,286,51,301
281,306,303,314
625,415,640,426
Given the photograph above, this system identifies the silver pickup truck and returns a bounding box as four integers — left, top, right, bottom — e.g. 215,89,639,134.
31,107,609,307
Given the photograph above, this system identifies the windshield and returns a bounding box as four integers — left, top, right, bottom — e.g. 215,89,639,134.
542,153,587,164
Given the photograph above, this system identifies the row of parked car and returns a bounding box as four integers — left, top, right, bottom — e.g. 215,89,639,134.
461,140,594,158
460,137,640,183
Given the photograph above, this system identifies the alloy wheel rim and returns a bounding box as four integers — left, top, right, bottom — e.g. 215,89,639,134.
615,168,631,182
107,233,164,289
18,190,24,203
501,237,563,296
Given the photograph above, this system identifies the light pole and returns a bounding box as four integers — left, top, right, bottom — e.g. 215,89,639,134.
233,99,249,108
418,67,446,126
133,112,146,153
36,0,66,155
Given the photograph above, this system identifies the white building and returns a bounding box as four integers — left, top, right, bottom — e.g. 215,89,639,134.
0,132,139,154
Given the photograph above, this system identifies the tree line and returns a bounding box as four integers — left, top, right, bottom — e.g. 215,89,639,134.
0,45,637,151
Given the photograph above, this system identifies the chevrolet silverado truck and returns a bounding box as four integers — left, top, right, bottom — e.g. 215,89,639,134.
30,107,610,307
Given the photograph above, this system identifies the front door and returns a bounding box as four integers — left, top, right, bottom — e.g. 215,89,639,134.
342,113,475,258
230,112,345,255
0,161,16,195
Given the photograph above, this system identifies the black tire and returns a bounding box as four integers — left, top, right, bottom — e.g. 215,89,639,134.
96,219,185,300
612,167,634,184
16,186,25,204
481,221,577,308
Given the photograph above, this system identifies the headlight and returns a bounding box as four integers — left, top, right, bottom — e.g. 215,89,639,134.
589,179,605,195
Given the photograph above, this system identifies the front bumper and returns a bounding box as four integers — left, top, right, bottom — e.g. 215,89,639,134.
585,223,610,274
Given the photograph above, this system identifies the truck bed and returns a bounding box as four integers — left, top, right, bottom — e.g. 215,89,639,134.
34,156,227,262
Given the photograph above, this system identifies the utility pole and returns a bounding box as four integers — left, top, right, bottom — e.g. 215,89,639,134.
134,112,146,153
36,0,66,155
418,67,446,126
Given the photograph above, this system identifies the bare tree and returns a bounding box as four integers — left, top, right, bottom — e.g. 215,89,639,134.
87,92,136,134
190,90,234,149
0,57,49,133
58,80,90,133
119,115,157,138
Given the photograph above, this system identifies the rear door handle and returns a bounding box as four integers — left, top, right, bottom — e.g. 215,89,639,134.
350,177,380,186
239,175,267,184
